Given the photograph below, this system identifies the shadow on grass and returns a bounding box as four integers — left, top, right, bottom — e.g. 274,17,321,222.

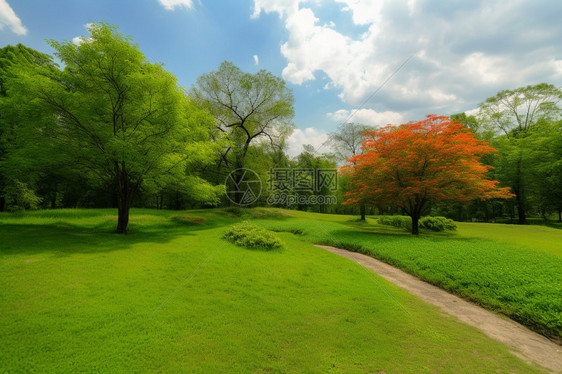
0,207,293,256
0,222,202,256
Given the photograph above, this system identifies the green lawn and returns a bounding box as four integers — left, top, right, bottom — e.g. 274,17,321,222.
456,221,562,256
256,210,562,341
0,208,552,372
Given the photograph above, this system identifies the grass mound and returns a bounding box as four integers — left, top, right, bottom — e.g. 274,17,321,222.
170,214,206,225
222,207,284,219
223,221,283,250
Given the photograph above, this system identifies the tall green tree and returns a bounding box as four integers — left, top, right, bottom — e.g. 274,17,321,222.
191,61,295,204
6,22,218,233
478,83,562,223
0,44,56,211
529,119,562,221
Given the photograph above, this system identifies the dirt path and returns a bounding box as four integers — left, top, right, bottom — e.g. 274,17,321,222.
315,245,562,373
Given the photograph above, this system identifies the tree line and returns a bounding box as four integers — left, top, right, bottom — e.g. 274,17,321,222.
334,83,562,230
1,22,561,233
0,22,314,233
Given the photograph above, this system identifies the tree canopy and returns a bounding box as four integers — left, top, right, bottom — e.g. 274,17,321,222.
191,61,295,204
477,83,562,223
342,115,513,234
3,22,220,232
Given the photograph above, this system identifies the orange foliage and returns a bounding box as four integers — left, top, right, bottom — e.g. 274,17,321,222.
341,115,513,215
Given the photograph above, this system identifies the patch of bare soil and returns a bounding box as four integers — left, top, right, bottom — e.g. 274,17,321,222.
316,245,562,373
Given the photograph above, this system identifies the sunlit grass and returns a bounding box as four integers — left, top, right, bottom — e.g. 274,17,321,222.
0,208,543,372
256,210,562,340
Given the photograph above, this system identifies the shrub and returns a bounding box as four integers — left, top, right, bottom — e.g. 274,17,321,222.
419,216,457,232
377,215,412,231
4,180,42,212
223,221,282,250
378,215,457,232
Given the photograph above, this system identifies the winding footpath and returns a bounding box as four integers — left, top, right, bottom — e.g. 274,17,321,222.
315,245,562,373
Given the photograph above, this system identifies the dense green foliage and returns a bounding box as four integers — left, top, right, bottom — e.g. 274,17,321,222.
223,221,282,249
2,24,561,228
419,216,457,232
0,208,542,372
190,60,295,204
3,179,42,211
377,215,412,230
466,83,562,224
256,210,562,340
0,23,223,232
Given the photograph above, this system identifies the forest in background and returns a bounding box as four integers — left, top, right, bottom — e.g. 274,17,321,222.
1,22,561,229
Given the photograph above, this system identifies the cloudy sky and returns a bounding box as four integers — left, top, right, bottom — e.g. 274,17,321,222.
1,0,562,155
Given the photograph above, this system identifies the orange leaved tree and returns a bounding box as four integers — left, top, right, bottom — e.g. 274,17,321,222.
341,115,513,235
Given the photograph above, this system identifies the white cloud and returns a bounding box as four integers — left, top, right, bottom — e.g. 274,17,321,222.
336,0,383,26
548,59,562,79
158,0,193,11
464,108,479,117
0,0,27,35
72,24,94,46
252,0,300,19
327,109,403,127
253,54,259,65
252,0,562,120
286,127,328,157
460,53,507,85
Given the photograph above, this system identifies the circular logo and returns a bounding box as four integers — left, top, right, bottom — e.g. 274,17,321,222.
224,168,262,206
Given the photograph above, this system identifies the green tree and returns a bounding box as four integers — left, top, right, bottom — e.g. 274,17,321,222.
0,44,56,211
478,83,562,224
6,22,218,233
191,61,294,204
529,119,562,221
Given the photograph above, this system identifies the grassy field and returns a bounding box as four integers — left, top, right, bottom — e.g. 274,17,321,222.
0,208,555,372
256,211,562,341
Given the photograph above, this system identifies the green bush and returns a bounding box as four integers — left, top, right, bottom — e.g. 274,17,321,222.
420,216,457,232
4,180,42,212
378,215,456,232
377,215,412,231
223,221,283,250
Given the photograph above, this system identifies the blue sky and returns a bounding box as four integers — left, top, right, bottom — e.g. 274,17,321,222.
2,0,562,155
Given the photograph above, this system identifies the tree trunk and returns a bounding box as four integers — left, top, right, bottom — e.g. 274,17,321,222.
516,193,526,224
411,215,420,235
115,165,135,234
51,183,57,209
233,169,243,205
116,194,131,234
514,153,526,224
360,204,366,221
0,195,5,212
